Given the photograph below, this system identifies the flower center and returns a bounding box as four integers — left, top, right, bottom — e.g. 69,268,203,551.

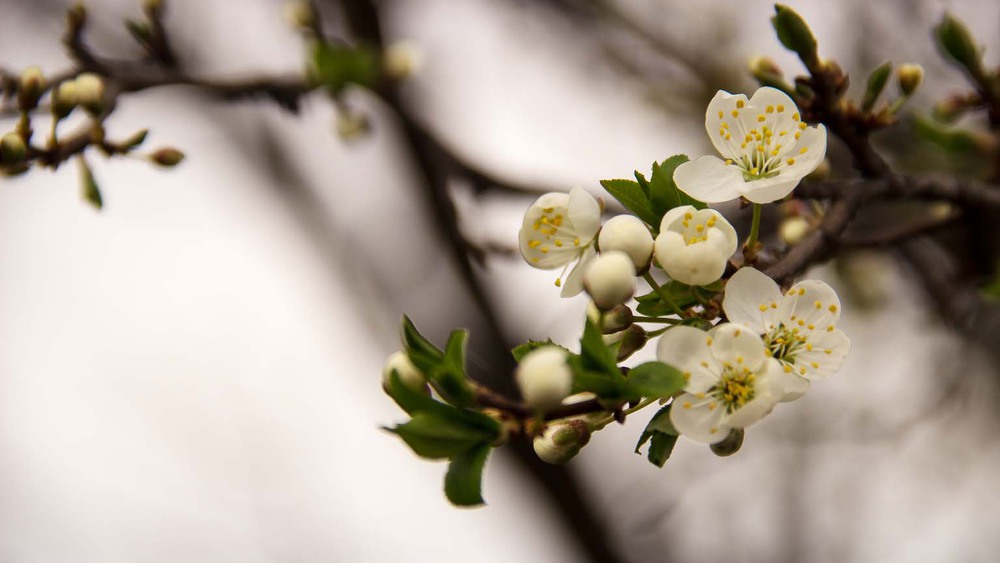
674,211,717,246
711,366,756,413
765,323,807,364
716,101,810,181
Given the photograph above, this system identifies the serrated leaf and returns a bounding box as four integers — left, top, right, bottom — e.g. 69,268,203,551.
511,339,569,362
445,443,491,507
625,362,687,398
388,413,489,460
385,371,500,436
400,315,443,373
648,155,704,216
635,404,679,468
599,179,658,226
633,170,651,197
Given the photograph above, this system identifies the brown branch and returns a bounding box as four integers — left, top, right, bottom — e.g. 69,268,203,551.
839,210,961,248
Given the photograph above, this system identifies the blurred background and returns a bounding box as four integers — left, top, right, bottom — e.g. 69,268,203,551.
2,0,1000,561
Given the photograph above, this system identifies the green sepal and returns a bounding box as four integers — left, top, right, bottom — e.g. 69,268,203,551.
511,339,570,362
648,155,704,216
444,443,492,507
625,361,686,399
308,41,379,93
635,404,679,468
599,179,659,227
862,62,892,113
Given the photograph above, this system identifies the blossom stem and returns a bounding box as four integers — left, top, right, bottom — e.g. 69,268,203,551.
632,315,681,324
641,272,684,316
590,397,659,430
745,203,763,252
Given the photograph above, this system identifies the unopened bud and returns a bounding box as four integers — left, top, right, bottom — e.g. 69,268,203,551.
897,64,924,96
516,347,572,412
149,147,184,167
584,251,636,310
587,302,633,334
382,351,428,394
771,4,819,69
0,133,27,165
614,324,647,362
74,72,105,115
779,216,811,246
748,55,785,89
710,428,744,457
383,41,423,80
285,1,316,31
533,419,591,464
598,215,654,272
932,97,967,123
17,66,46,110
935,13,981,73
51,80,78,119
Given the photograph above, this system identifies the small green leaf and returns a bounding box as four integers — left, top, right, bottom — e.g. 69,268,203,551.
400,316,443,373
388,413,489,460
635,404,679,468
771,4,819,69
634,281,701,315
648,155,704,216
568,360,625,398
633,170,652,198
77,156,102,210
309,42,379,93
599,179,658,226
625,362,686,398
385,371,500,436
444,443,491,507
435,329,474,406
935,13,982,74
578,318,620,377
913,115,988,154
862,62,892,113
511,339,569,362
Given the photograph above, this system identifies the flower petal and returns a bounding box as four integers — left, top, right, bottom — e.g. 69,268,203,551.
794,328,851,380
673,156,745,204
773,364,811,402
656,325,718,393
660,205,696,233
748,87,799,144
722,267,783,331
567,187,601,240
560,245,597,297
786,125,827,176
670,392,731,444
779,279,842,329
705,90,750,159
655,232,728,287
739,176,801,204
707,323,767,372
725,358,783,427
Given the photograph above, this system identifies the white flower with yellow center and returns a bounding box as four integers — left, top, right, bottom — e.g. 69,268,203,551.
654,205,737,286
658,324,785,444
519,187,601,296
722,267,851,401
674,87,827,204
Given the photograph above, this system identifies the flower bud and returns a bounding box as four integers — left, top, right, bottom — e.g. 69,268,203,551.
0,132,27,165
532,419,591,464
586,301,633,334
74,73,105,115
17,66,46,110
897,64,924,96
51,80,78,119
598,215,653,272
614,324,647,362
584,251,636,310
516,347,573,412
709,428,744,457
779,216,810,246
285,1,316,31
382,351,428,393
654,206,737,287
383,41,423,80
149,147,185,167
748,55,785,89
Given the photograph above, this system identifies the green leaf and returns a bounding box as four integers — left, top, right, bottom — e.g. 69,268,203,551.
625,362,687,398
862,62,892,113
568,360,625,398
511,339,569,362
935,13,982,73
385,371,500,436
771,4,819,69
435,329,474,406
388,413,489,460
635,404,679,468
634,282,699,315
309,42,379,93
578,318,620,377
445,443,491,507
400,316,443,373
913,115,988,154
648,155,704,216
633,170,652,198
77,156,102,210
599,179,659,226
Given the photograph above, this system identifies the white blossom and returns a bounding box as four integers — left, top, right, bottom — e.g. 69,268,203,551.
722,267,851,401
519,187,601,296
516,347,573,411
654,205,737,286
583,251,636,310
658,324,785,444
674,87,827,204
598,215,654,271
